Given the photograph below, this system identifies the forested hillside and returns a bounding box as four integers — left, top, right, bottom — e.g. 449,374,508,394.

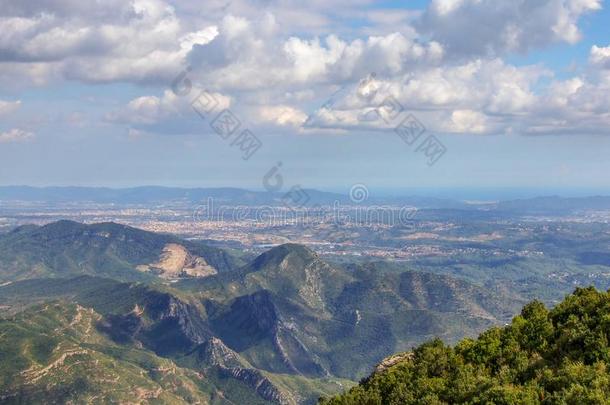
321,287,610,404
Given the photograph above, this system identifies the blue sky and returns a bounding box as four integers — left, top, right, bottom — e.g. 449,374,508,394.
1,0,610,197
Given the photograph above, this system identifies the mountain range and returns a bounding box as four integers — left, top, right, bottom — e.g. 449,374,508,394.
0,185,471,208
5,186,610,217
0,220,526,403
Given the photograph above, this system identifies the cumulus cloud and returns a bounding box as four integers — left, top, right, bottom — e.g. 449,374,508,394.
304,58,545,134
0,99,21,115
189,13,444,90
0,62,56,88
445,109,489,134
1,1,609,137
306,54,610,137
106,88,231,134
525,73,610,135
0,128,34,143
0,0,132,20
106,91,185,125
256,105,308,127
417,0,602,57
0,0,217,84
590,45,610,69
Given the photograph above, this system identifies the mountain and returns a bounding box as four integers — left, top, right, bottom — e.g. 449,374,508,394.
0,222,526,403
0,186,468,208
179,244,523,380
0,220,245,282
0,276,348,404
321,287,610,404
0,276,212,355
0,301,277,404
0,186,348,206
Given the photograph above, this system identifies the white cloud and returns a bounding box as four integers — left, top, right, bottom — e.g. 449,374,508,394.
303,58,544,134
0,128,34,143
526,73,610,135
0,0,131,20
0,0,217,84
446,109,489,134
304,54,610,136
189,14,444,90
106,88,231,134
257,105,308,127
0,62,56,88
1,1,609,138
590,45,610,69
0,99,21,115
417,0,602,57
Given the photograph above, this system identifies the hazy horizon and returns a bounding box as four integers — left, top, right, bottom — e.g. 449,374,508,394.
4,184,610,201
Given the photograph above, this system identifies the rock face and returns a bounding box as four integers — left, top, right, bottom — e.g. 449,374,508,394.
137,243,218,279
219,367,293,404
98,290,210,356
191,337,294,404
373,352,414,375
193,337,243,368
209,289,329,377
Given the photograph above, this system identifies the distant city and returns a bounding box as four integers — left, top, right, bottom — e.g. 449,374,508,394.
3,187,610,264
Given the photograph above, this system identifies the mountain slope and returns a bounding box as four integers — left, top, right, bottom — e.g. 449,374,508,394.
0,301,274,405
0,276,212,356
0,226,527,403
0,276,348,404
321,286,610,404
0,220,245,282
181,244,523,380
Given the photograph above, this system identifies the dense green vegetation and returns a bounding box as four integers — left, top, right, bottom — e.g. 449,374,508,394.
321,287,610,404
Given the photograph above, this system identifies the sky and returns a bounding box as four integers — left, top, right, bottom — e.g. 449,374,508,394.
1,0,610,197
